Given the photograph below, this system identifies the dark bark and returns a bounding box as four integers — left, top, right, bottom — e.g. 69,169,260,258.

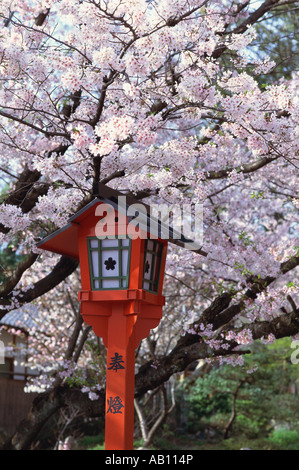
212,256,299,329
2,386,105,450
223,379,247,439
212,0,283,59
0,253,38,297
0,256,79,319
35,8,50,26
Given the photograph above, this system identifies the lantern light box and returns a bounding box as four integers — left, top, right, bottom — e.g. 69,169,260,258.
37,183,201,450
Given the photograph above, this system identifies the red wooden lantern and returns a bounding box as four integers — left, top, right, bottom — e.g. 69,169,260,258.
37,184,199,450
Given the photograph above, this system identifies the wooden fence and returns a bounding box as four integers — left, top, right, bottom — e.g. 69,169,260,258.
0,378,36,435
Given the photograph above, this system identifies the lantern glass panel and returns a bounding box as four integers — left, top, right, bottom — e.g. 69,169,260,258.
142,239,163,293
88,237,131,290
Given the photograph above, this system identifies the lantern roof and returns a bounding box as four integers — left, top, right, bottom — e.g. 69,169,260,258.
37,183,202,259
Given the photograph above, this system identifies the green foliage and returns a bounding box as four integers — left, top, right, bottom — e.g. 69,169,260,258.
0,183,28,284
250,191,264,200
183,338,299,441
135,424,177,450
77,434,105,450
0,238,27,284
249,5,298,83
268,429,299,450
234,414,262,439
186,369,232,418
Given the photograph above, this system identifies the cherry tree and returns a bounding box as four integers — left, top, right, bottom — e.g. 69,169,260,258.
0,0,298,449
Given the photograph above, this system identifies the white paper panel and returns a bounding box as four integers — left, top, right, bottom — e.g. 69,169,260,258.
102,279,120,288
90,239,98,249
91,251,99,277
102,239,119,248
101,250,119,277
122,249,129,276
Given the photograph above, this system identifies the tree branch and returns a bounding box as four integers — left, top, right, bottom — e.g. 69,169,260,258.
0,256,79,319
0,109,69,139
212,0,282,59
0,252,38,297
205,156,278,180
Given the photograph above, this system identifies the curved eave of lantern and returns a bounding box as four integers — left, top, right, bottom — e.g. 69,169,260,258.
36,221,80,259
36,199,102,259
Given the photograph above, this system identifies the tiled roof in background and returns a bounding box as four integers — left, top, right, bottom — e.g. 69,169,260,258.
0,304,39,331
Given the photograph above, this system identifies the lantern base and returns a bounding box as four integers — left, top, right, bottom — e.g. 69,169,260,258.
78,288,165,349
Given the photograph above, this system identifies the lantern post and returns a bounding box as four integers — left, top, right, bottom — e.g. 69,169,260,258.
37,183,199,450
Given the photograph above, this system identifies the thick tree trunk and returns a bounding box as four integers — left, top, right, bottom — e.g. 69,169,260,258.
3,386,105,450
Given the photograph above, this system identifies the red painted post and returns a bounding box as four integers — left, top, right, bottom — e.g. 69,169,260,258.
104,304,137,450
